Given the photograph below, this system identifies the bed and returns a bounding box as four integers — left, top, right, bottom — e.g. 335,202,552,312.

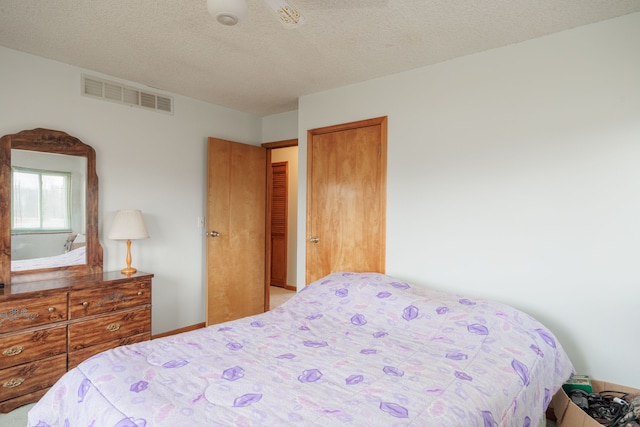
27,272,574,426
11,245,86,271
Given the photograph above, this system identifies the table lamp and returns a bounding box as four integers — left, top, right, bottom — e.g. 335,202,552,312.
108,209,149,275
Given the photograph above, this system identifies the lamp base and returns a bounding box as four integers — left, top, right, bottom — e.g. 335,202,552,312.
121,239,137,275
121,266,137,276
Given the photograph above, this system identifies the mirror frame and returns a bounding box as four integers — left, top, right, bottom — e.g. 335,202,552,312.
0,128,103,284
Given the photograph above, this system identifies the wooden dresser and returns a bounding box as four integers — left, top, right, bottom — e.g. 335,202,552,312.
0,271,152,413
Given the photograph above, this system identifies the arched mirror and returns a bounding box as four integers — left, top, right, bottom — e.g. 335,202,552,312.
0,128,103,285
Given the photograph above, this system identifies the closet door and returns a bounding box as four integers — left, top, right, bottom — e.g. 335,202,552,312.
306,117,387,284
270,162,288,287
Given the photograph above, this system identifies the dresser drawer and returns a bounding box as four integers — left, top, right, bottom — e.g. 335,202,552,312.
69,279,151,319
0,294,67,333
68,332,149,369
0,353,66,402
0,386,49,414
68,307,151,351
0,325,67,369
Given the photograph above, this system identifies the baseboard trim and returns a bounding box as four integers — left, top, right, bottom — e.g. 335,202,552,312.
271,284,297,291
152,322,206,340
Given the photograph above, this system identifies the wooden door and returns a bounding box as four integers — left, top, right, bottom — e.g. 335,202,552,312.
206,138,266,325
270,162,287,287
306,117,387,284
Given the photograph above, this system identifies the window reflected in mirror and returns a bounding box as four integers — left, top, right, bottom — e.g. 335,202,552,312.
12,167,71,230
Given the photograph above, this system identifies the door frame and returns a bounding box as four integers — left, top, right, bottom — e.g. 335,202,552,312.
261,138,298,311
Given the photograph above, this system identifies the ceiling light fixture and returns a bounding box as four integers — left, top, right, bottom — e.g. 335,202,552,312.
207,0,248,26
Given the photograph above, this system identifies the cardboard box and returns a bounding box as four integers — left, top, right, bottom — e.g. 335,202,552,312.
552,379,640,427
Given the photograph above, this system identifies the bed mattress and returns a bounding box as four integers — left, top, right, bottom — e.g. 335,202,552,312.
28,272,574,426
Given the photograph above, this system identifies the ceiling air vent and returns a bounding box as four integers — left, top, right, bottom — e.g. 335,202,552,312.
81,75,173,115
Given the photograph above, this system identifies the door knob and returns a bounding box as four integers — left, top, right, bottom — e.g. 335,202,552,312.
208,231,220,237
309,236,319,244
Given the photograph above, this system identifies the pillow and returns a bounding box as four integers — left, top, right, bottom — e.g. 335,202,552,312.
70,233,86,251
63,233,78,253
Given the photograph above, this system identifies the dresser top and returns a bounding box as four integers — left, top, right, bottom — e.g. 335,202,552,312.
0,271,154,298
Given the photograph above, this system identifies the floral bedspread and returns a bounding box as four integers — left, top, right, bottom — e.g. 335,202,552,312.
28,272,574,426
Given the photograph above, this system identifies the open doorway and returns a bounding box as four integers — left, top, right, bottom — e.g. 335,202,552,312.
263,139,298,310
269,146,298,291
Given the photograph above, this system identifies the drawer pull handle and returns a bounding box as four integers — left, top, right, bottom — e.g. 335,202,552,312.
3,378,25,388
48,307,56,313
137,291,143,296
2,346,24,357
106,323,121,332
82,302,89,307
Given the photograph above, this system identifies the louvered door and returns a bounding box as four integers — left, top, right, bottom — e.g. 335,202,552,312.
270,162,288,287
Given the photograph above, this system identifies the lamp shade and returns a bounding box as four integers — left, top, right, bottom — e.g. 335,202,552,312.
108,210,149,240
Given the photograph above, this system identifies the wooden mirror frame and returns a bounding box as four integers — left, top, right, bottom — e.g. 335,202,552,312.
0,128,103,285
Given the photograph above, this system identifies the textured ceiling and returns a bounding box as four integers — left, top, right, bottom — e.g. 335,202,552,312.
1,0,639,116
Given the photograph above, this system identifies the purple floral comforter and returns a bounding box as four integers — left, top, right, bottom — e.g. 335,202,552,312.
28,272,574,426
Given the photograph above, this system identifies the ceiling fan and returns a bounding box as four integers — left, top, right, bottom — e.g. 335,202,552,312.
207,0,305,28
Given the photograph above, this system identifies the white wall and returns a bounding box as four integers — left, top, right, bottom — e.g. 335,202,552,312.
262,110,298,143
0,46,263,335
298,13,640,387
3,10,638,388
